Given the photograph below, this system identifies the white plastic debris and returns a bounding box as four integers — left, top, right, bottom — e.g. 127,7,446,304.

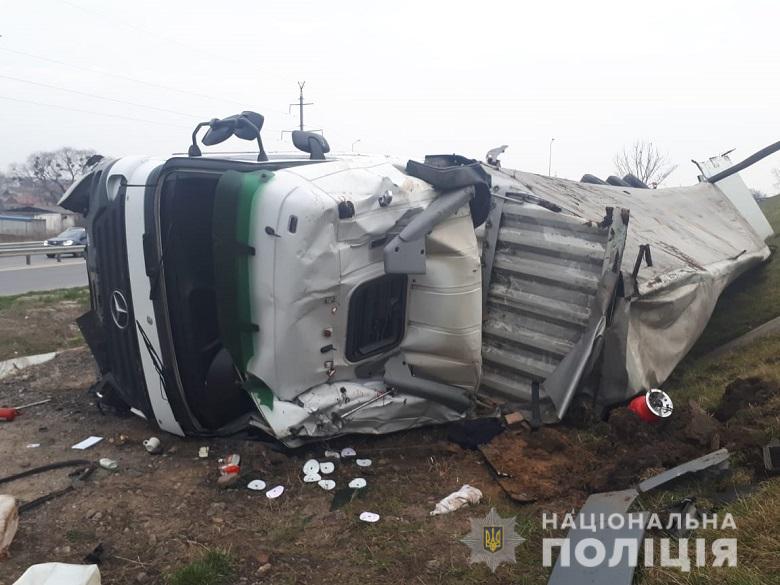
303,473,322,483
341,447,356,458
318,479,336,491
319,462,335,475
348,478,367,489
198,446,209,458
142,437,162,454
324,450,341,459
430,484,483,516
25,443,40,449
11,562,101,585
98,458,118,471
1,495,18,557
302,459,320,475
71,436,103,450
356,458,372,467
359,512,380,523
265,485,284,499
247,480,267,491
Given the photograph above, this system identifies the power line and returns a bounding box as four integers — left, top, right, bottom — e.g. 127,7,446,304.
0,73,199,118
56,0,294,93
0,95,189,128
0,46,246,107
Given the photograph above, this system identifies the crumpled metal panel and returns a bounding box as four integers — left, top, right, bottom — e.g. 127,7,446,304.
479,197,612,409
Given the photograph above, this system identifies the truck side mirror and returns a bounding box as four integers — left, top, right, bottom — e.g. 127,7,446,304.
292,131,330,160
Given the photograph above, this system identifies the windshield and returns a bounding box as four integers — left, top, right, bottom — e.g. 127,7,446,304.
57,227,84,239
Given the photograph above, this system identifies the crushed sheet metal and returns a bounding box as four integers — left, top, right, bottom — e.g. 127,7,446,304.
548,489,647,585
548,449,730,585
637,448,730,492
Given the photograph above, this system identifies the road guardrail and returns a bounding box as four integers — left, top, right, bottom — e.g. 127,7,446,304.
0,245,86,264
0,241,45,250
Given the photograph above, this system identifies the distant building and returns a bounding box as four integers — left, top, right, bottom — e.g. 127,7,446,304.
2,204,80,235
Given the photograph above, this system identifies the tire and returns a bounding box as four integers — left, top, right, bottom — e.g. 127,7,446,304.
46,254,55,259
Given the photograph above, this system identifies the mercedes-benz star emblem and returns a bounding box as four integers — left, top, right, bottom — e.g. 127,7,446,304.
110,290,130,330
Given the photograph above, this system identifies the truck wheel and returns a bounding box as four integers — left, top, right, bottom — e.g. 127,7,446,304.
46,254,55,259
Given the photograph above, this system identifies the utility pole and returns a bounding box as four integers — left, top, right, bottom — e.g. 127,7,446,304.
290,81,313,131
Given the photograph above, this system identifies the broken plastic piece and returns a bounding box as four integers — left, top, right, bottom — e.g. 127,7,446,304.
11,563,101,585
142,437,162,454
265,485,284,499
318,479,336,491
356,459,372,467
348,478,366,489
341,447,356,458
320,462,335,475
0,495,18,557
72,436,103,450
198,446,209,458
303,473,322,483
247,480,267,491
430,484,482,515
324,450,340,459
98,459,117,471
359,512,380,523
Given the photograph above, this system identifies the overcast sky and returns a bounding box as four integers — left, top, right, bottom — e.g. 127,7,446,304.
1,0,778,192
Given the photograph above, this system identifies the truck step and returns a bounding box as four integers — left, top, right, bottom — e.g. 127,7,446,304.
482,322,574,358
493,254,600,294
497,226,605,266
487,285,591,328
482,344,559,381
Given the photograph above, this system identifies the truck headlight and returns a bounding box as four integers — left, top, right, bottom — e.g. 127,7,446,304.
63,240,74,246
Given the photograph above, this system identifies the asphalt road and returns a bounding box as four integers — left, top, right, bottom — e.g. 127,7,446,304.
0,254,88,296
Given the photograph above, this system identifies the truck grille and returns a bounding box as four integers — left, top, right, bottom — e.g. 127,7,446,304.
91,196,150,413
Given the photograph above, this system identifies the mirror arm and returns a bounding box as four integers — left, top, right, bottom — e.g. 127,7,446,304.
188,121,211,157
238,118,268,162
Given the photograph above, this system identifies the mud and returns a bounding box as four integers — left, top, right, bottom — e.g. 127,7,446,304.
481,379,780,504
713,376,778,422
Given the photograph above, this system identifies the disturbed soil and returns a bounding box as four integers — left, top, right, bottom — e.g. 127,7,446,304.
1,348,778,584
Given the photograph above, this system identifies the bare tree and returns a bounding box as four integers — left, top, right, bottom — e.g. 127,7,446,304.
614,140,678,187
10,147,97,204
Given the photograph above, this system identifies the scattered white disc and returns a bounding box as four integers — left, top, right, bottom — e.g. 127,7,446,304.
265,485,284,499
349,478,367,489
341,447,356,458
319,461,335,474
303,473,322,483
356,458,372,467
324,450,341,459
247,479,267,491
318,479,336,490
359,512,380,523
302,459,320,475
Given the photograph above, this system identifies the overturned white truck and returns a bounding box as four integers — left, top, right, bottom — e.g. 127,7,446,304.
60,113,774,446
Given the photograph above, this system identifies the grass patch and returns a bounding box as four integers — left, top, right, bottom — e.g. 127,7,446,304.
688,196,780,357
641,479,780,585
166,550,235,585
666,334,780,409
0,287,89,360
0,287,90,311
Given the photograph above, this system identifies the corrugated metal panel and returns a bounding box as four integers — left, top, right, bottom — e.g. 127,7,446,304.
480,200,610,403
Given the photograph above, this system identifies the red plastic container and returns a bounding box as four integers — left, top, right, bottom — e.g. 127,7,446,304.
628,389,673,423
